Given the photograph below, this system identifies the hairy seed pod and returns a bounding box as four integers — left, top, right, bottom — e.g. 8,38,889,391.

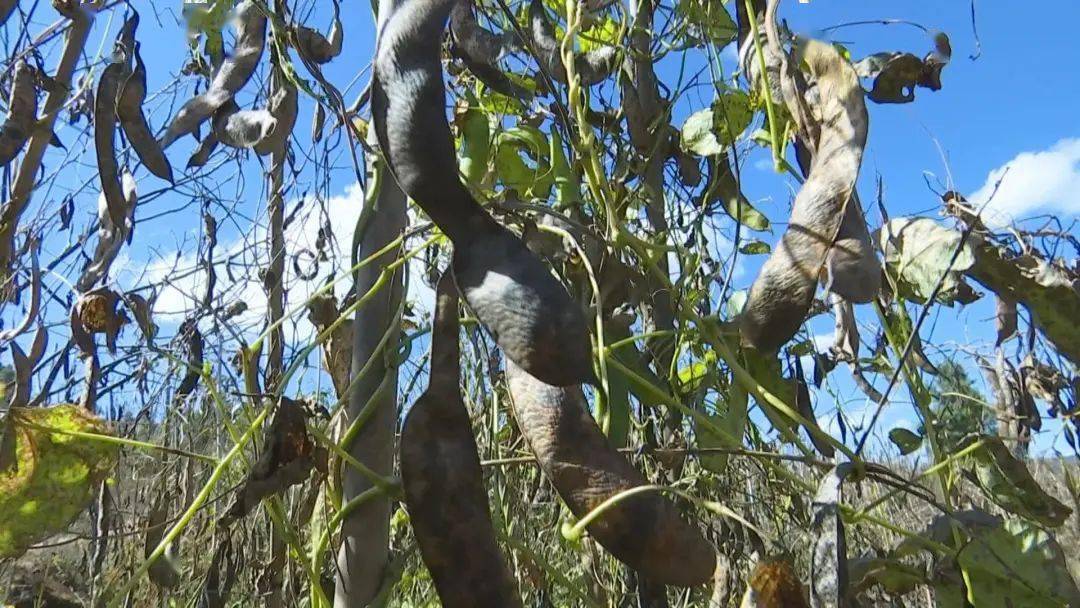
78,170,137,292
292,0,342,64
253,64,297,156
94,20,135,231
0,61,37,166
118,42,174,183
160,0,267,148
527,0,617,86
449,0,531,99
823,197,880,302
505,360,717,586
212,99,277,149
401,272,522,608
740,40,869,352
373,0,593,386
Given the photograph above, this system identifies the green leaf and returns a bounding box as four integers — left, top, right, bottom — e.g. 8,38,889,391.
971,436,1072,527
456,105,491,185
679,91,751,157
580,16,620,52
888,427,922,455
0,405,119,558
494,126,554,199
739,240,771,255
696,384,747,472
848,555,925,596
677,0,737,47
711,90,753,147
934,518,1080,608
680,109,724,157
880,217,976,305
677,350,717,394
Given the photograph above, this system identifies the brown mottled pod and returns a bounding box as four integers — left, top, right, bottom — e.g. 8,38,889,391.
160,0,266,148
740,40,869,352
401,272,522,608
118,42,174,183
505,360,717,586
453,218,594,387
0,61,36,166
292,0,342,64
373,0,593,387
211,99,277,149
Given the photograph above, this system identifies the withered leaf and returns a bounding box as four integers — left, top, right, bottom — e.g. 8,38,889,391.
221,396,321,523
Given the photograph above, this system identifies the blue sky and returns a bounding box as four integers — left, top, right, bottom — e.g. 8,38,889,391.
12,1,1078,455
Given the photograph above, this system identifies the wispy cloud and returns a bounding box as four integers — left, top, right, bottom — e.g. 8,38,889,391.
969,138,1080,227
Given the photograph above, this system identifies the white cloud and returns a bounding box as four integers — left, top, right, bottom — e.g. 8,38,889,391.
969,138,1080,227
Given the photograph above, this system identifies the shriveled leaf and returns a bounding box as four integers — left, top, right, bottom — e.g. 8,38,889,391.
740,241,771,255
966,239,1080,364
994,296,1017,346
879,217,975,304
221,397,323,523
888,427,922,455
0,405,119,558
854,33,950,104
741,556,809,608
970,436,1071,527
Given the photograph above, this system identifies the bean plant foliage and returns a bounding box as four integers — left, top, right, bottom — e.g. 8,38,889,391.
0,0,1076,606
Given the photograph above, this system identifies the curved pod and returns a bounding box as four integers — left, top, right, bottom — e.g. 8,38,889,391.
372,0,592,387
505,360,717,587
740,40,870,352
118,42,174,183
0,61,37,166
401,272,522,608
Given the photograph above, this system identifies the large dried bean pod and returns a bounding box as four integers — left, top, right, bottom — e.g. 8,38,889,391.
292,0,342,64
740,40,869,352
252,63,297,156
94,16,138,231
160,0,266,148
118,42,174,183
373,0,592,387
505,360,717,586
0,61,37,166
401,272,522,608
449,0,531,99
211,99,277,149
